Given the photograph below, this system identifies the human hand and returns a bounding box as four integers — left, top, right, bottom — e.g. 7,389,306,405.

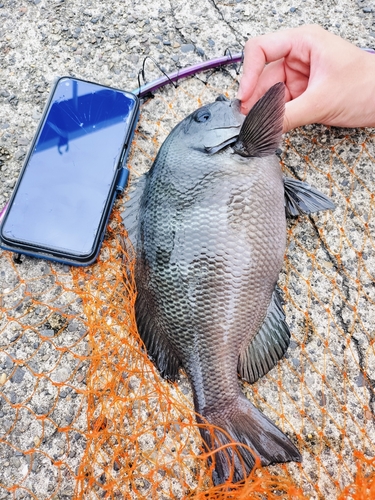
237,25,375,132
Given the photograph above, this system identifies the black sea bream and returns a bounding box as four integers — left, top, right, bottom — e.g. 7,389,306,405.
123,83,335,484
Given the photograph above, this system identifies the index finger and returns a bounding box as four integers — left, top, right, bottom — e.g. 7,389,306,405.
237,28,298,103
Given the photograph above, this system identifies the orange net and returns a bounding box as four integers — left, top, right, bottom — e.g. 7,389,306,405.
0,70,374,499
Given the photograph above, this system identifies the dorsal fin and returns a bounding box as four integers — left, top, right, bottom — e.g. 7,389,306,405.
238,287,290,384
233,82,285,158
122,174,183,381
121,173,147,251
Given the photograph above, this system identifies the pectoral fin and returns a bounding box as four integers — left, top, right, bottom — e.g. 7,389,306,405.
233,82,285,158
238,288,290,384
284,176,335,217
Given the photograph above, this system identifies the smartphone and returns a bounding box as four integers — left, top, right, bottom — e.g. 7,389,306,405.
0,77,139,265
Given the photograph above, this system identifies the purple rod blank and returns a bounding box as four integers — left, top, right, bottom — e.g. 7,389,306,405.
133,52,243,98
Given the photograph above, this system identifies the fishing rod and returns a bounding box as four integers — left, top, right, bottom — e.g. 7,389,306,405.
133,51,243,98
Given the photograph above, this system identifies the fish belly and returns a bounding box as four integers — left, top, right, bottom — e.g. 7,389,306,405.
139,154,286,413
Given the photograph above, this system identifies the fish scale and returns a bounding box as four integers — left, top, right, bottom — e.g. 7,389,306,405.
123,83,335,484
182,164,284,407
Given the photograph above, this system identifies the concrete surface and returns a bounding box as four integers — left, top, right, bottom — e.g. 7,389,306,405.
0,0,375,498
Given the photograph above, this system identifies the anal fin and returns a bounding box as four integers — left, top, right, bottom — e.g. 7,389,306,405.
239,288,290,384
284,176,335,217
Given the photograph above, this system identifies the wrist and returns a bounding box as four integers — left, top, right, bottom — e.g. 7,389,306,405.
329,50,375,129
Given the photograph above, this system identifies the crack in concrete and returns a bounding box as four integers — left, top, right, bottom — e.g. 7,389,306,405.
282,167,374,418
208,0,246,45
308,214,375,418
284,163,347,292
168,0,199,62
283,163,354,341
308,217,340,271
306,217,353,338
308,217,358,350
168,1,189,46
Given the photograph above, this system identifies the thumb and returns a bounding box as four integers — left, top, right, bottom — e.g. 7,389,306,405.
283,91,323,132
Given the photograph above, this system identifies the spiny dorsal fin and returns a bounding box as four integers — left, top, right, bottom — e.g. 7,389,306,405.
233,82,285,157
284,176,336,217
238,287,290,384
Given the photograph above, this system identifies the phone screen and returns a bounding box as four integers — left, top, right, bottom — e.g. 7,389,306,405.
1,78,138,261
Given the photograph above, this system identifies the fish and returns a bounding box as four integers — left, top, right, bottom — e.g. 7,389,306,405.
122,82,335,484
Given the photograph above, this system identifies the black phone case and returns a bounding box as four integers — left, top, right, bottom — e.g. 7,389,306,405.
0,77,140,266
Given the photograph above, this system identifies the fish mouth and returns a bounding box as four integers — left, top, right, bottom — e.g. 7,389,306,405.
230,98,242,113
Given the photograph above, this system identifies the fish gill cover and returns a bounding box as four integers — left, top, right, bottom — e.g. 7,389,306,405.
0,71,375,499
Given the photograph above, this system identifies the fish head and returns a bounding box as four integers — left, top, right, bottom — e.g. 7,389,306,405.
175,97,245,155
170,82,285,158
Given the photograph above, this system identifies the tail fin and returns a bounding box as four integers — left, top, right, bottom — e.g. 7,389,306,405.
198,395,301,485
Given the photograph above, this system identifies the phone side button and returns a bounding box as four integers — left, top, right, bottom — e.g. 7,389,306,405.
116,167,130,192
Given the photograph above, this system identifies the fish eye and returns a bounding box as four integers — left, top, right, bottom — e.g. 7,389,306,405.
194,108,212,123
